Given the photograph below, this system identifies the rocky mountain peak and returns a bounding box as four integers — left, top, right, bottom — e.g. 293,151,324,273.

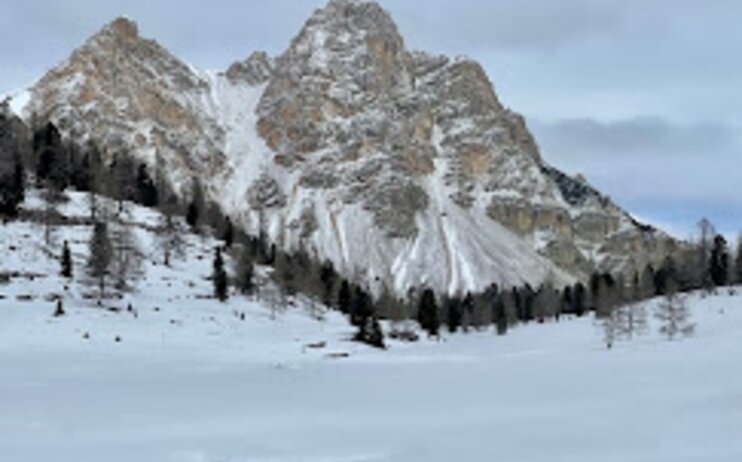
19,0,678,296
103,16,140,43
277,0,408,82
257,0,414,156
311,0,402,43
26,15,224,196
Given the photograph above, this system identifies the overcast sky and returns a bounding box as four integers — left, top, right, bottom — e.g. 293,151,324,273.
2,0,740,240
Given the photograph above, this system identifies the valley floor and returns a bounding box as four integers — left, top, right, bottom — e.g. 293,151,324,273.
0,290,740,462
0,192,740,461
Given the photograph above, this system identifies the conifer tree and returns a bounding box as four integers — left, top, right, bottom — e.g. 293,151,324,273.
534,279,558,323
235,246,255,295
522,284,536,321
135,163,158,207
110,152,138,212
61,240,73,278
494,292,507,336
561,285,573,317
350,286,373,328
445,296,462,333
338,280,352,314
654,256,678,296
355,315,385,349
641,264,656,299
267,243,277,266
320,260,337,306
275,252,296,299
417,288,440,337
222,216,234,249
735,235,742,285
590,272,602,312
697,218,716,290
461,293,474,332
0,110,25,217
53,299,65,317
573,282,587,316
213,247,228,302
186,178,205,230
12,153,24,207
186,202,198,229
68,143,91,192
510,286,526,322
0,149,24,217
709,235,730,287
34,122,69,191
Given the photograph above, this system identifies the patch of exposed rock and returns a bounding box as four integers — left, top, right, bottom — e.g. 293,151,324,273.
225,52,274,86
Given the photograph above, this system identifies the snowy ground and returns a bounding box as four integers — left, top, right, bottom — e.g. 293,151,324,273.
1,192,741,461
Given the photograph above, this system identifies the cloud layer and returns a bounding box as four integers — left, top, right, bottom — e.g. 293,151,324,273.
531,117,742,238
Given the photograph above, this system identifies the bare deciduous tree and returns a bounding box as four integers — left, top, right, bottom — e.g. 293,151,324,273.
110,212,144,292
616,303,649,341
87,221,113,302
157,199,186,267
655,280,695,341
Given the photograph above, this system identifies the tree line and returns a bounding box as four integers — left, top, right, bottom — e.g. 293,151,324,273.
1,115,741,350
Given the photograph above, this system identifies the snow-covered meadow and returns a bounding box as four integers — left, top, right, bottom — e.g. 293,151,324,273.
0,192,741,462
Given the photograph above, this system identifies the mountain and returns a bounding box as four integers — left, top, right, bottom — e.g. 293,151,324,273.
10,0,677,296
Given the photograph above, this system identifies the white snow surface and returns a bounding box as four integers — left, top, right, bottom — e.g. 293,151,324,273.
1,192,741,461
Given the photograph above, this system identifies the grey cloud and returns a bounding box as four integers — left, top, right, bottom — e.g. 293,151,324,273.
532,117,738,160
389,0,625,53
531,117,742,236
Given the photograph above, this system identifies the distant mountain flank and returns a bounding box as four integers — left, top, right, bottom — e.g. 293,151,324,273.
9,0,678,296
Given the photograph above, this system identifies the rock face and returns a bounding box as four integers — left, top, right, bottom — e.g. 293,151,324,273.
226,52,274,85
24,17,228,195
14,0,677,296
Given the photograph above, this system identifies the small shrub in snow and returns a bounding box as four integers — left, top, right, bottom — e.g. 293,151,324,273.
354,316,385,349
53,300,65,317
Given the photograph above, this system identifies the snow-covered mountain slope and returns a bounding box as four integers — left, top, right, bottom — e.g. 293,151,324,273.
2,231,741,462
0,190,357,358
11,0,679,296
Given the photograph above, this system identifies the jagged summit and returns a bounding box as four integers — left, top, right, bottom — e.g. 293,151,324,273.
80,16,147,58
313,0,400,34
276,0,408,82
26,14,222,192
18,0,677,296
103,16,140,41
